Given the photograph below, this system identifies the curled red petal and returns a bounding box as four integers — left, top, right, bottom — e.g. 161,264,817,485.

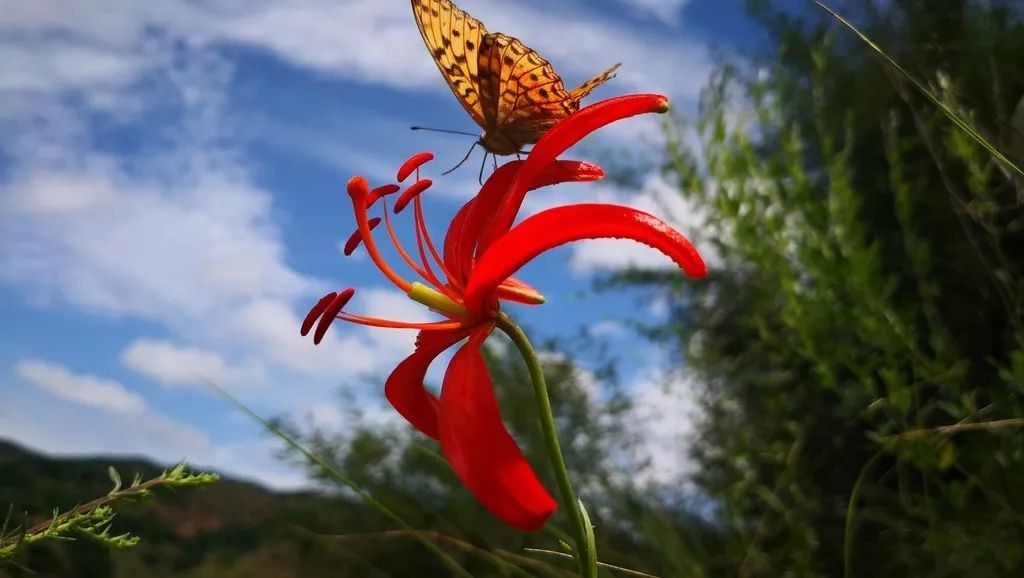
480,95,668,253
464,204,707,315
441,161,524,285
365,184,400,208
313,288,355,344
475,160,605,254
301,292,337,337
397,152,435,183
394,178,433,214
439,328,557,531
441,160,604,285
343,217,381,256
385,328,468,439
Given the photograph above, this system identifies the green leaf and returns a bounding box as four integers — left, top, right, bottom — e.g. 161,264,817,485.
107,466,122,494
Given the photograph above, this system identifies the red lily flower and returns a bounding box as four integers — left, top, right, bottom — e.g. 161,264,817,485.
301,94,707,532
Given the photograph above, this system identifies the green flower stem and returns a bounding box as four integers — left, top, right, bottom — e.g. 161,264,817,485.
497,313,597,578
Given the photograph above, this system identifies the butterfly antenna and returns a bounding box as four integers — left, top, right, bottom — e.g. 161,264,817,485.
411,126,480,138
443,141,480,176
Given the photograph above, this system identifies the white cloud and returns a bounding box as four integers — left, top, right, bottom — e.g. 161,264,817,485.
195,438,312,490
231,297,383,379
0,0,713,103
217,1,433,89
307,403,346,431
590,319,626,338
627,367,703,485
615,0,691,23
0,14,423,488
0,399,211,467
358,286,438,353
0,35,405,393
0,160,315,322
536,350,601,400
6,168,118,214
120,339,265,389
0,40,152,94
0,370,309,490
16,359,147,413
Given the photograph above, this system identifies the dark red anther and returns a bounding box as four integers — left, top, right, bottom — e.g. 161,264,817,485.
301,292,337,337
313,288,355,345
394,179,433,214
366,184,400,208
397,152,434,183
343,217,381,256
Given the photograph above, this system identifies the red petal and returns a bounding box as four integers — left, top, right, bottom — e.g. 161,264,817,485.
442,199,476,285
464,204,707,315
343,217,381,256
442,160,604,285
480,95,668,252
439,329,557,531
397,152,435,183
385,328,468,439
394,178,432,214
495,277,545,305
301,292,337,337
313,288,355,344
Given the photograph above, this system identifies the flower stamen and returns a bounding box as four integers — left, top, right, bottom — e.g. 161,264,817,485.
348,177,411,292
312,288,355,344
378,196,438,289
344,217,381,256
397,152,434,182
414,196,459,291
411,200,450,294
338,312,464,330
366,184,400,208
301,292,339,336
394,178,433,214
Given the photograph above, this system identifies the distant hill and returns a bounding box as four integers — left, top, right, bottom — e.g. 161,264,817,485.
0,439,452,578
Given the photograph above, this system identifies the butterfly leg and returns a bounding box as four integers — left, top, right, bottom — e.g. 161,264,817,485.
478,152,488,185
443,141,479,176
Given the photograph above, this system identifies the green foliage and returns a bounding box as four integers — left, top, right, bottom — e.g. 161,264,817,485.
613,0,1024,575
1,447,218,572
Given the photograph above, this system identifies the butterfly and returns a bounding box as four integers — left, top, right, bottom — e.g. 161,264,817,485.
411,0,621,163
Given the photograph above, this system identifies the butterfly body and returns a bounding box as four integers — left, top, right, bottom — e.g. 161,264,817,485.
412,0,621,155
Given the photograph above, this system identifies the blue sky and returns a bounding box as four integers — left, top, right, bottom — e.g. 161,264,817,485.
0,0,757,489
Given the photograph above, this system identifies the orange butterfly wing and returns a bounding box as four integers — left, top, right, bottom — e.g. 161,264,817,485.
411,0,489,126
570,63,622,103
478,32,574,146
412,0,621,154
